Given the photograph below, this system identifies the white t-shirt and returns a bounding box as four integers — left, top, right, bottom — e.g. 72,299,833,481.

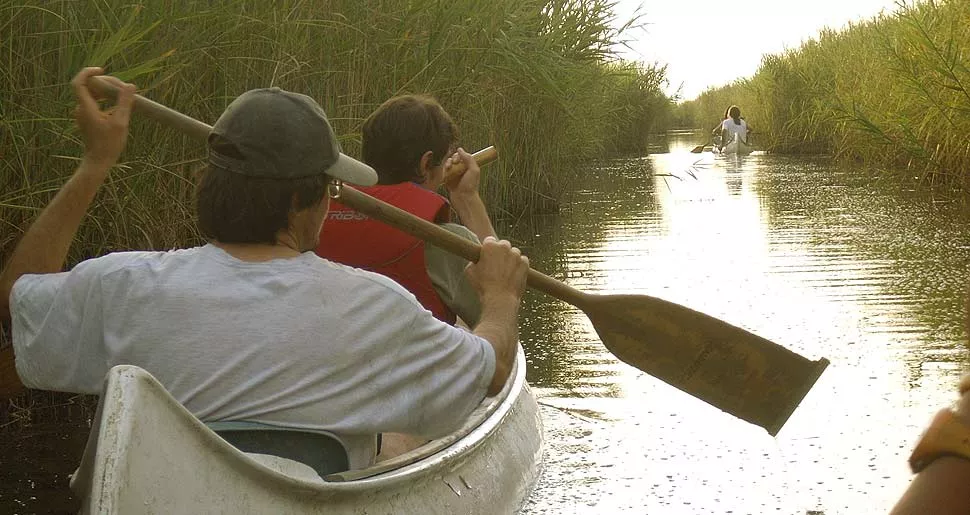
10,244,495,468
721,118,748,143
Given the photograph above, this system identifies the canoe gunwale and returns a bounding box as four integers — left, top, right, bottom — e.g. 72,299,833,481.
717,134,754,156
72,346,535,499
326,347,525,482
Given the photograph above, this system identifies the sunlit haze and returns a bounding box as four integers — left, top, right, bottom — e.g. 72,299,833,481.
614,0,904,100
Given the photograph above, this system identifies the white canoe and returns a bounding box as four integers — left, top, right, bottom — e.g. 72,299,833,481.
70,348,542,514
717,133,753,156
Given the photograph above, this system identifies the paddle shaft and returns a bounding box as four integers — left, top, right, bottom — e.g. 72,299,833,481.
77,76,828,435
85,77,494,178
333,185,583,302
85,76,554,295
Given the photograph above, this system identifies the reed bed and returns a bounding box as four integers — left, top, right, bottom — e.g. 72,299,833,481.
0,1,669,414
677,0,970,188
0,0,672,259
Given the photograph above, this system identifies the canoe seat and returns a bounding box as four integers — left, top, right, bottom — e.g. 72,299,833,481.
207,421,349,477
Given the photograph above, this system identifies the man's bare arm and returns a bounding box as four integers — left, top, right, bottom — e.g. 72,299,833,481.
1,160,111,322
891,376,970,515
473,292,520,396
444,148,497,242
0,68,134,323
889,457,970,515
451,191,496,242
465,237,528,396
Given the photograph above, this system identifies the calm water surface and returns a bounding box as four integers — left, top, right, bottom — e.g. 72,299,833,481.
517,133,970,514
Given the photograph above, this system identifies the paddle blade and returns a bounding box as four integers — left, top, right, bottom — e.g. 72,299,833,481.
583,294,828,435
690,145,705,153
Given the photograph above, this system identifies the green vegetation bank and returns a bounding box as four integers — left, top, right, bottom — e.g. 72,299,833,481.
1,0,671,269
677,0,969,188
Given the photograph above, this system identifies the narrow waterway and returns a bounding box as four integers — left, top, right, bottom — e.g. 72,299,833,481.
517,132,970,514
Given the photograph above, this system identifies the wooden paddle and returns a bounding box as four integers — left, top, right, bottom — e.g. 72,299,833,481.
68,76,828,435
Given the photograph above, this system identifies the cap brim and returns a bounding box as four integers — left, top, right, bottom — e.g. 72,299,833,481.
328,153,378,186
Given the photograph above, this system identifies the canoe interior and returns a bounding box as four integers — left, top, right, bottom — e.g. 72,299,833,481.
70,347,542,514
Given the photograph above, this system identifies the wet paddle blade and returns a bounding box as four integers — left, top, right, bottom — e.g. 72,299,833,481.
584,293,829,435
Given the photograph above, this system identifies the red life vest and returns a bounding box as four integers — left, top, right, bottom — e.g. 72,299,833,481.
317,183,457,324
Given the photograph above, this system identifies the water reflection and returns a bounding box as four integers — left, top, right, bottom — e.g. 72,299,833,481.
519,133,970,514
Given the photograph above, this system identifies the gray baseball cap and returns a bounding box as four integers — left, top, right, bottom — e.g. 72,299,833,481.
208,87,377,186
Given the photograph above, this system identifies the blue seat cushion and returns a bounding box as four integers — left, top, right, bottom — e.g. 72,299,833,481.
207,421,350,477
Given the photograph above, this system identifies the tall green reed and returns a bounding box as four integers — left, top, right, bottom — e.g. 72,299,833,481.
1,0,670,260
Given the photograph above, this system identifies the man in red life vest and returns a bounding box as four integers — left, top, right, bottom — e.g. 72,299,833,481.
318,96,496,326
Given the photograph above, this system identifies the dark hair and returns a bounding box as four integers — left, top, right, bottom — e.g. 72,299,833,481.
361,95,457,185
729,105,742,124
195,136,330,244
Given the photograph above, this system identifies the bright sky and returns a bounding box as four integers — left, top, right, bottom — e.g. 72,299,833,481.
613,0,904,100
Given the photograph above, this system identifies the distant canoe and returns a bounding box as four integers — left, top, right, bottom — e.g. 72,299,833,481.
70,348,542,514
716,133,754,156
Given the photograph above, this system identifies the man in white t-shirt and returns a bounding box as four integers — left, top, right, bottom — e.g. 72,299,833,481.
0,67,528,469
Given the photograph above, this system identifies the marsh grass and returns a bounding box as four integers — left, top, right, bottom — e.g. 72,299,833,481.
0,1,670,411
1,0,672,254
676,0,970,187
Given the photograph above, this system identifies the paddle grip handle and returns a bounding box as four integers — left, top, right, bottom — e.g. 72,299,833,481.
443,147,498,182
89,76,213,140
